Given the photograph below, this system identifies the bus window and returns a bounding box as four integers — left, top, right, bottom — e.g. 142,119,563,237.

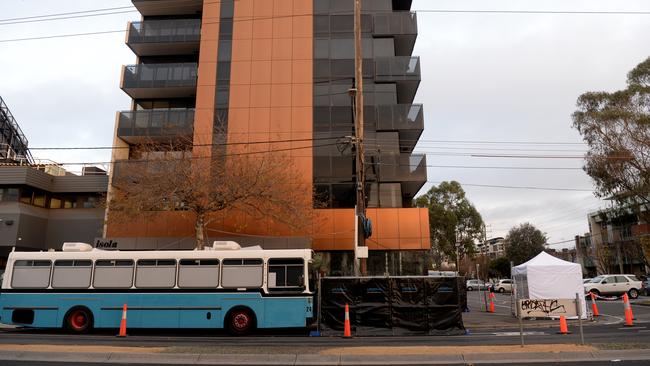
178,259,219,288
52,260,92,289
221,259,263,288
268,259,304,291
11,260,52,289
135,259,176,288
93,260,134,289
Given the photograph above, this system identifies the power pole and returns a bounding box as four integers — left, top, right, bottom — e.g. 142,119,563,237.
353,0,366,276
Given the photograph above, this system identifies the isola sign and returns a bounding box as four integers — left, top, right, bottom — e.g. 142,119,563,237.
94,238,119,250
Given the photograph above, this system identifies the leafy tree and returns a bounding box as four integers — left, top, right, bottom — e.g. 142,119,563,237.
414,181,485,266
505,223,547,266
572,57,650,219
489,256,511,278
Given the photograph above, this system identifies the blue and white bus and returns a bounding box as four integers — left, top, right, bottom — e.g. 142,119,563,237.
0,241,313,335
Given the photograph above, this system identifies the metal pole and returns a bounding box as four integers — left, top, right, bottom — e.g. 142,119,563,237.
576,293,585,345
353,0,366,276
317,275,322,334
476,263,482,312
518,301,524,347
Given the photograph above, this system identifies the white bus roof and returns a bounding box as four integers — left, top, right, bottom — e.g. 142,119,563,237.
8,248,313,262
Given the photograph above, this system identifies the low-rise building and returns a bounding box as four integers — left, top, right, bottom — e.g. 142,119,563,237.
579,205,649,275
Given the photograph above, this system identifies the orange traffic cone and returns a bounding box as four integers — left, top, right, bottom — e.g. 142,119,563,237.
590,292,600,317
557,315,570,334
117,303,128,337
343,303,352,338
489,292,495,313
623,293,634,327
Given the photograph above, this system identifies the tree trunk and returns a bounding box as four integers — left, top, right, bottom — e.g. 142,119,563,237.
195,212,206,250
616,241,624,274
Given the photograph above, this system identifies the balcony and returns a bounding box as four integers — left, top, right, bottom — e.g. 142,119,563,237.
127,19,201,56
370,154,427,200
376,104,424,153
121,63,197,99
375,56,421,104
132,0,202,16
373,12,417,55
117,109,194,144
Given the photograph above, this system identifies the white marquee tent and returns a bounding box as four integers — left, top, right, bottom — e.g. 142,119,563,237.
512,251,587,318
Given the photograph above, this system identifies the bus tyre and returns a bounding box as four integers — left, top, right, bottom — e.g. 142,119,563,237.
65,307,93,333
227,308,255,336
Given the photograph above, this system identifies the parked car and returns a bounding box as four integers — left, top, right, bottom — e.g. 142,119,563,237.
493,279,513,293
583,278,592,284
466,279,488,291
584,274,643,299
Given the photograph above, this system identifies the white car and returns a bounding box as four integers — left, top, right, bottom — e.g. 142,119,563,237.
584,274,642,299
466,279,487,291
493,279,512,293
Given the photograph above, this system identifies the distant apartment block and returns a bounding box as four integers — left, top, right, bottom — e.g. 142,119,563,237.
478,237,505,259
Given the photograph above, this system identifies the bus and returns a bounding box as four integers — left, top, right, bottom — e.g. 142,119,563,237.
0,241,313,335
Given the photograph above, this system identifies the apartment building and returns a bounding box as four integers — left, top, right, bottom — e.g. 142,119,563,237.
107,0,430,275
0,97,107,266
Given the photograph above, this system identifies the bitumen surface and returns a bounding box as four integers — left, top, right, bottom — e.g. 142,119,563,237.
1,348,650,365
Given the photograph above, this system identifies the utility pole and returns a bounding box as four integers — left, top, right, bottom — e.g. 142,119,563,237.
352,0,367,276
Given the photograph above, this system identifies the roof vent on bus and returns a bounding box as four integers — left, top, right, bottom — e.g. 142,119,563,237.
211,241,241,250
62,242,94,252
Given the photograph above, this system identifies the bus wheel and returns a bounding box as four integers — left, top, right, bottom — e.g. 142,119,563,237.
227,308,255,336
65,307,93,333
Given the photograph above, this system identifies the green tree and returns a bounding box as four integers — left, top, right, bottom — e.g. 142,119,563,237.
489,257,511,278
414,181,485,266
505,223,547,266
572,57,650,217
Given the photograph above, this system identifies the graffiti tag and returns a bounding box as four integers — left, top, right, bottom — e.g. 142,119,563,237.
517,298,577,318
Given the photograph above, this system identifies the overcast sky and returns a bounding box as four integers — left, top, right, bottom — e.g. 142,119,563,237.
1,0,649,247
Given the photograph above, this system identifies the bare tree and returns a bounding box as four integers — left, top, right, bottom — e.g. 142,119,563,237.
108,140,312,249
594,243,614,275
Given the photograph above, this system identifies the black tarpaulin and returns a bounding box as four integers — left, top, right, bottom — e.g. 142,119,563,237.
319,276,466,336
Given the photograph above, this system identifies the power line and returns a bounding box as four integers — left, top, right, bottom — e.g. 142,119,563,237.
416,9,650,15
0,30,126,43
428,182,592,192
0,6,135,22
2,6,650,43
0,10,138,26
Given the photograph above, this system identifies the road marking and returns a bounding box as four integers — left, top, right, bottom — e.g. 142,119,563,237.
599,314,624,325
494,331,546,336
617,326,646,330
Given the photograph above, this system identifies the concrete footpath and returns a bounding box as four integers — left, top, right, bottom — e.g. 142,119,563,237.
1,345,650,365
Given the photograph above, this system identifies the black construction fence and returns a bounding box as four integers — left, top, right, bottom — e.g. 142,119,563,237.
318,276,466,336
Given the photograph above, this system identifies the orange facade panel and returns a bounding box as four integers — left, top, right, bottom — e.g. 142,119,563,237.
312,208,431,251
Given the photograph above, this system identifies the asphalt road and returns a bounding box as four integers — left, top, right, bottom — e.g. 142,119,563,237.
1,361,647,366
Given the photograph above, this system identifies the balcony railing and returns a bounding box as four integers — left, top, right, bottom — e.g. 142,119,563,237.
376,104,423,131
117,109,194,143
373,12,417,36
369,153,427,183
128,19,201,44
375,56,420,82
122,63,198,89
